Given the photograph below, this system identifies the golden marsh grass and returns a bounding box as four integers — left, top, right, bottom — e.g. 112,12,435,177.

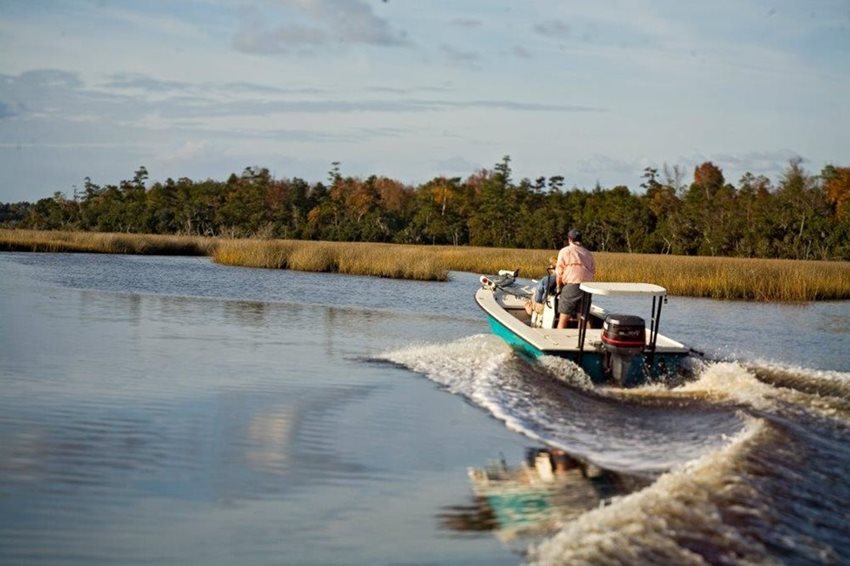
429,245,850,301
214,239,448,281
0,229,215,256
2,229,848,301
595,253,850,302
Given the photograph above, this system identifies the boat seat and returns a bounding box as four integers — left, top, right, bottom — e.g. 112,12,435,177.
540,293,602,329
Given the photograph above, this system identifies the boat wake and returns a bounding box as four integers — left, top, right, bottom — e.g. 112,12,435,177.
528,364,850,564
647,360,850,421
379,334,850,563
378,335,750,475
378,335,586,445
746,361,850,400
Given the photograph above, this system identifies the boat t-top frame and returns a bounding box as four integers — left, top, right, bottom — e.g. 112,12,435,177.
575,282,668,364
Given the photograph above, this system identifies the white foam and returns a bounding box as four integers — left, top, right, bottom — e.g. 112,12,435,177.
537,356,594,390
747,359,850,385
379,335,547,441
528,416,769,565
669,360,850,423
677,362,777,410
380,334,511,397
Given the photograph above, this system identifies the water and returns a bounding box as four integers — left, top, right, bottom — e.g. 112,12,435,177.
1,253,848,564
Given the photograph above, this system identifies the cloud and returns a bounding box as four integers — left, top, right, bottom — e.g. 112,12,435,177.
453,100,601,113
1,70,135,124
440,44,480,64
154,96,599,118
577,154,643,182
103,74,323,97
157,140,210,164
224,81,322,95
1,69,598,132
300,0,408,46
105,73,192,93
450,18,482,28
89,4,208,42
513,45,533,59
356,126,408,139
233,22,328,54
365,85,452,95
232,0,409,54
533,19,571,38
435,156,481,174
0,64,606,203
0,100,17,119
9,69,83,90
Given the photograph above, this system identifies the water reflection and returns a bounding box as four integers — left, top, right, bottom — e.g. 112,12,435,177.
0,426,48,484
441,447,649,541
222,299,269,327
79,289,143,325
244,405,296,475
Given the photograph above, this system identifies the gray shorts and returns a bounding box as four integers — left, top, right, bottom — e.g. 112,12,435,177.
557,284,584,316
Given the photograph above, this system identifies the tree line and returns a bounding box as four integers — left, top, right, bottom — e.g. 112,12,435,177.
3,156,850,260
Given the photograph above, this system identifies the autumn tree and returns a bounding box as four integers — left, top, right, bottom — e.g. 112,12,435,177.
681,161,728,255
823,165,850,219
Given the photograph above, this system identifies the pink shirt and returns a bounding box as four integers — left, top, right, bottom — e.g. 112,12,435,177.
556,243,595,285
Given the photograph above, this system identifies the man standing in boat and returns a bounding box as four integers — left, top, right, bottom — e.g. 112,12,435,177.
555,229,596,329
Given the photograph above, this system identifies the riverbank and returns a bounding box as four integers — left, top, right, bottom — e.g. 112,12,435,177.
2,229,848,301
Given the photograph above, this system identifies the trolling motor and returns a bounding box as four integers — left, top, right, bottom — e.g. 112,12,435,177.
601,314,646,387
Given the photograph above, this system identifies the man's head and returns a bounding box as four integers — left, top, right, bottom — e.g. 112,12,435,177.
548,256,557,269
567,229,582,243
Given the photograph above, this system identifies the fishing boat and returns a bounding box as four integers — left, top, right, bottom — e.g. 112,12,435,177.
475,270,694,387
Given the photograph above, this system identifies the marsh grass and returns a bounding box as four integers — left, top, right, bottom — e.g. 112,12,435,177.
214,239,294,269
212,240,850,300
596,254,850,302
3,229,848,301
214,240,448,281
431,245,850,301
0,229,215,255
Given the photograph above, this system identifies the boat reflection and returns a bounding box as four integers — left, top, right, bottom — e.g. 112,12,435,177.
441,447,650,541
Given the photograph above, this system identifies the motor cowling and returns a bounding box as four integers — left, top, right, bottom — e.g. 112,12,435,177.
601,314,646,386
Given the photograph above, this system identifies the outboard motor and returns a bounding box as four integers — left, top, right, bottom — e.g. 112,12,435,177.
601,314,646,387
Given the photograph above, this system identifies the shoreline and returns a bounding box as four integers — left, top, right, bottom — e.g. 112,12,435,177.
2,228,848,302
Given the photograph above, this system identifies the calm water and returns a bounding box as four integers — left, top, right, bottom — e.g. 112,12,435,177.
1,253,848,564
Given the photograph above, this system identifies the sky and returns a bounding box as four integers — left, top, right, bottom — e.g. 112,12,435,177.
1,0,849,202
